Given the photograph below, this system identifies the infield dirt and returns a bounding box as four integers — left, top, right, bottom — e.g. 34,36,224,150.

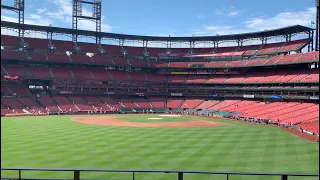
71,116,226,128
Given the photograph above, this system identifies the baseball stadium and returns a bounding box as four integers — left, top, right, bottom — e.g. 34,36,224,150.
1,0,319,180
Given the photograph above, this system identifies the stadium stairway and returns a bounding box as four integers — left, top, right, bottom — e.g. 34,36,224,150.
177,98,186,109
89,69,97,79
148,99,153,108
1,67,9,75
107,70,115,80
69,68,76,79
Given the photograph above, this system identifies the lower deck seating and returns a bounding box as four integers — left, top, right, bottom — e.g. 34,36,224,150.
149,97,165,108
181,99,204,109
37,95,60,112
167,98,183,109
133,99,151,108
53,96,77,112
69,96,95,111
99,97,120,110
84,97,110,111
1,98,25,113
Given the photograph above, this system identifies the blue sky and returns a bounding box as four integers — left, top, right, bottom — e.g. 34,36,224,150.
1,0,317,37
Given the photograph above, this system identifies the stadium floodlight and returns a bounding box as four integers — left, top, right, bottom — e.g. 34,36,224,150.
188,49,194,55
165,49,171,55
143,50,149,57
121,47,128,56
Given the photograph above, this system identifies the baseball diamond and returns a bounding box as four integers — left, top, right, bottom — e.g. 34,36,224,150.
1,0,320,180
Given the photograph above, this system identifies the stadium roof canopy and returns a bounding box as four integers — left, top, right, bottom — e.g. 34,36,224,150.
1,21,313,42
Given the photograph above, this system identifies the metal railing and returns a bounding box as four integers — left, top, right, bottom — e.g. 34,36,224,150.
1,168,319,180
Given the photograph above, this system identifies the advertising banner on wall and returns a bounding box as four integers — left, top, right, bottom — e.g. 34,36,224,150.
208,94,218,97
104,92,114,95
270,95,282,99
309,96,319,100
243,94,255,98
171,93,183,96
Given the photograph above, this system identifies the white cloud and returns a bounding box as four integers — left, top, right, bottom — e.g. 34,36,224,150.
244,7,316,31
215,7,242,17
36,8,47,14
228,11,239,17
193,7,316,36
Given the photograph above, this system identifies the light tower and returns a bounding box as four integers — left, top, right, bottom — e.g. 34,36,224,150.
315,0,319,51
72,0,102,44
1,0,25,37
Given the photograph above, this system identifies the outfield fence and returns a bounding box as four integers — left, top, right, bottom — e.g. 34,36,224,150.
1,168,319,180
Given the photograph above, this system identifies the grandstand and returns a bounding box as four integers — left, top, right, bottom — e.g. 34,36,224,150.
1,25,319,135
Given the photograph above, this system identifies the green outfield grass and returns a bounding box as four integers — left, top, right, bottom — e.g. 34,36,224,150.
1,114,319,180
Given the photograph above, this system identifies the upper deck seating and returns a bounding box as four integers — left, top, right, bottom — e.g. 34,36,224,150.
91,56,115,65
4,65,28,77
167,75,186,83
28,53,47,61
206,76,228,83
146,72,166,82
186,76,208,83
151,61,169,68
170,62,190,68
189,61,208,68
108,70,130,81
47,53,71,63
29,67,53,79
294,51,319,62
51,40,74,51
113,57,128,66
70,54,93,64
257,42,285,55
71,68,94,79
90,68,113,80
51,67,73,79
278,39,308,52
276,53,302,64
24,37,49,49
77,42,99,52
245,59,268,66
1,51,27,60
129,59,149,67
225,60,248,67
206,61,227,67
127,72,147,81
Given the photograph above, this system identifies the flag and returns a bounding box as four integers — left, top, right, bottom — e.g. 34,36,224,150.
311,21,315,24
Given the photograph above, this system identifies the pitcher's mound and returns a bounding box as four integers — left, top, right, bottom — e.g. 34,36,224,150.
72,116,226,128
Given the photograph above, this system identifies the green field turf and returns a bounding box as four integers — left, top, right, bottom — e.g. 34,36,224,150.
1,114,319,180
